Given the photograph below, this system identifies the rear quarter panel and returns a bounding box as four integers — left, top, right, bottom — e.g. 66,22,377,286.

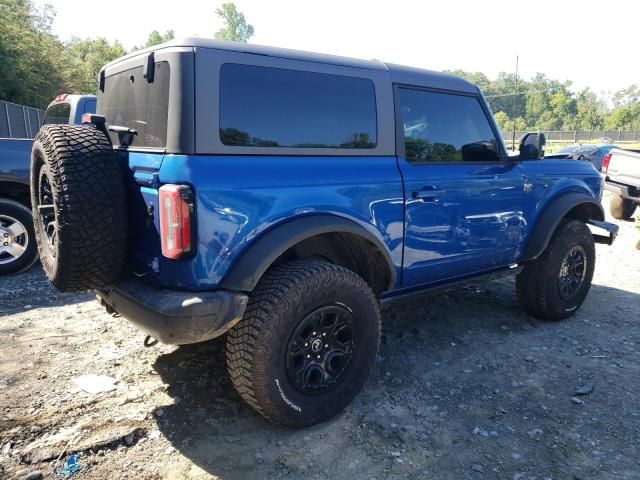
154,154,404,290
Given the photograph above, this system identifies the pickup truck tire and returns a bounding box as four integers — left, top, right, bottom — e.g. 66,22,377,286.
0,198,38,275
30,125,127,292
516,219,595,321
609,193,636,220
226,259,381,427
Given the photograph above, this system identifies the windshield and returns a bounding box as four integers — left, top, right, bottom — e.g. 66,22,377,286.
98,61,170,149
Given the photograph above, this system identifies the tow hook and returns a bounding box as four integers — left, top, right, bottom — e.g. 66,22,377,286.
144,335,159,348
97,295,120,317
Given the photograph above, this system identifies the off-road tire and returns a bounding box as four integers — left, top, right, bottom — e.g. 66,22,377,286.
30,125,127,292
609,193,637,220
516,219,595,321
226,259,381,427
0,198,38,275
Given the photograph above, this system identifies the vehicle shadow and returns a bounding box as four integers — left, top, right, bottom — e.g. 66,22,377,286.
0,267,93,318
151,278,640,480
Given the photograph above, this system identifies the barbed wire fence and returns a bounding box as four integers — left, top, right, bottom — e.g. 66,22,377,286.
0,100,45,139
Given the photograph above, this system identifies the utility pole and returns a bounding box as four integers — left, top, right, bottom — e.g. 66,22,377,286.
511,55,519,150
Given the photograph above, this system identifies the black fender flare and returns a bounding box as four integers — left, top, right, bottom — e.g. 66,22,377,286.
521,192,604,261
220,214,396,292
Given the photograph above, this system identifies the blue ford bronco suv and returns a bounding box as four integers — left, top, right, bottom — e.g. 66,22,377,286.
29,38,618,426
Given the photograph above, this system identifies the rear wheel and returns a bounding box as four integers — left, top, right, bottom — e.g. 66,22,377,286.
0,198,38,275
609,193,637,220
226,259,381,427
30,125,127,292
517,219,595,321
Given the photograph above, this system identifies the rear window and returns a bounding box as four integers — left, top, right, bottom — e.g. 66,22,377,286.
219,64,377,149
98,61,170,149
43,103,70,125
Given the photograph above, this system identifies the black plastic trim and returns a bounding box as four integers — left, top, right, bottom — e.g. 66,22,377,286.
521,192,605,261
96,278,248,345
220,214,396,292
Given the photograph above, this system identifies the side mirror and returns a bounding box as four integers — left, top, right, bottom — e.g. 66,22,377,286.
519,132,546,160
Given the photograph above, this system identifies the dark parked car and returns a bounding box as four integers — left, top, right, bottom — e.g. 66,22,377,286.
551,144,617,170
29,38,618,427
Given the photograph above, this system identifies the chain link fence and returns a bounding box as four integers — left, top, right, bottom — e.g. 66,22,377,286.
501,130,640,145
0,100,45,139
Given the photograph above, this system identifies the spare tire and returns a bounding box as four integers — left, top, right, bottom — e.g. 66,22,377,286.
30,125,127,292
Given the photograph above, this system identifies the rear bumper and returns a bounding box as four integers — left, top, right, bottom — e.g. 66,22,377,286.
96,278,248,345
587,219,619,245
604,180,640,202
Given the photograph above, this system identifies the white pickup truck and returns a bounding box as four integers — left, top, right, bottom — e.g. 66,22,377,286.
602,148,640,220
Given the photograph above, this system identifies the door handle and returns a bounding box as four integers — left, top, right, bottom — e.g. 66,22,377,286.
411,186,444,201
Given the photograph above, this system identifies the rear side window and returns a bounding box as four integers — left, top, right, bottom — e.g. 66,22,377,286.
398,88,501,163
219,64,377,149
43,103,70,125
98,61,170,149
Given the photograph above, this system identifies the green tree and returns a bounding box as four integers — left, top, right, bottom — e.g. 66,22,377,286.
0,0,68,107
214,2,254,43
64,37,126,94
132,30,175,50
606,104,640,130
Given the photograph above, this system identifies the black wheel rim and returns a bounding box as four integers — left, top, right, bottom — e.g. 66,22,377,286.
558,245,587,300
286,304,356,394
38,166,57,256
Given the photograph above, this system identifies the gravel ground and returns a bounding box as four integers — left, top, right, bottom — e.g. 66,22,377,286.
1,194,639,480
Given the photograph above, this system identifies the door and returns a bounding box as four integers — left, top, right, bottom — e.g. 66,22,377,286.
395,86,527,287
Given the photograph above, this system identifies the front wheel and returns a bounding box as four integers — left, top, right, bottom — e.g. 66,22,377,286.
517,219,595,321
226,259,381,427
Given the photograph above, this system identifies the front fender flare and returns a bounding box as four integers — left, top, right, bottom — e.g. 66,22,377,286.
521,192,604,262
220,214,396,292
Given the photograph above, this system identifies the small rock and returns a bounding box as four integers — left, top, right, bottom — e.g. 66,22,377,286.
574,384,594,396
390,451,401,457
164,446,175,455
24,471,43,480
571,396,585,405
511,452,522,460
148,430,161,440
471,463,484,473
527,428,543,437
2,442,11,454
472,427,489,437
254,452,264,462
124,432,136,446
72,374,117,395
156,409,165,417
524,356,534,362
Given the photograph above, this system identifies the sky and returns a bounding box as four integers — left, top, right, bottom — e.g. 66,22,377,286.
37,0,638,96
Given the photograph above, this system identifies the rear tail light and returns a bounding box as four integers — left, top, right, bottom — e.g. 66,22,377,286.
601,152,612,173
159,184,194,259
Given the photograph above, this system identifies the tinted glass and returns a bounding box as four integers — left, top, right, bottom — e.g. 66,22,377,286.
43,103,71,125
556,145,579,154
98,61,170,148
219,64,377,148
398,88,501,163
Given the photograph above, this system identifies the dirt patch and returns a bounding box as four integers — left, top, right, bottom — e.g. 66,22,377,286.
1,194,639,480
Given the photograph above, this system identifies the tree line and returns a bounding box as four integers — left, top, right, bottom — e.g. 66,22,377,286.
0,0,253,108
2,0,638,131
450,70,640,131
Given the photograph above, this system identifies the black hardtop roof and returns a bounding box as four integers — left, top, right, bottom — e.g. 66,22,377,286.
103,37,478,94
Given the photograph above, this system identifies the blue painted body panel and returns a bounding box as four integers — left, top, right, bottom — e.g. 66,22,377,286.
0,139,33,184
126,153,405,290
124,149,603,294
